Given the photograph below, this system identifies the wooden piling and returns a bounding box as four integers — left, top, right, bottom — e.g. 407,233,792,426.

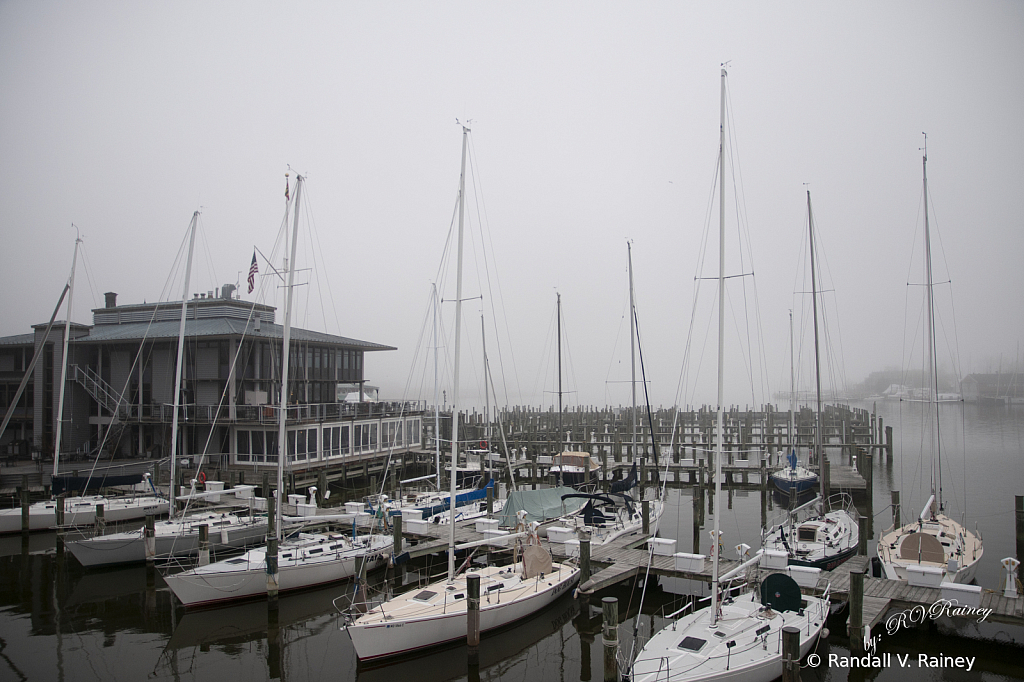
858,514,868,556
891,490,901,529
392,514,403,560
580,535,591,585
602,597,618,682
782,626,801,682
94,504,105,537
20,486,29,533
267,495,279,602
642,499,649,535
849,568,865,654
198,524,210,566
1016,495,1023,583
145,514,156,565
467,573,481,665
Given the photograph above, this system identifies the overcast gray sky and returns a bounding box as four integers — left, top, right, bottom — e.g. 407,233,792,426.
2,1,1022,410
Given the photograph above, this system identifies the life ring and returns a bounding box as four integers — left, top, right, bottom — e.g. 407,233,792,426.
197,471,207,485
479,440,488,449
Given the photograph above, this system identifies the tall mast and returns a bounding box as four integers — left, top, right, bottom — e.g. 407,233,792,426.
481,314,491,475
53,234,82,479
557,292,563,486
433,284,441,491
277,175,303,540
788,309,795,454
922,138,942,512
168,212,198,517
628,241,638,471
448,125,469,583
711,66,727,627
807,192,823,468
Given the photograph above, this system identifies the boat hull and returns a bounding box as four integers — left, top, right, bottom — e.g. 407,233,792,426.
65,518,268,567
630,591,827,682
0,495,165,534
346,562,580,661
164,534,391,607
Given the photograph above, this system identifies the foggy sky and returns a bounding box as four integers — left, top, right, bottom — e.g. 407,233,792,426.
1,1,1022,411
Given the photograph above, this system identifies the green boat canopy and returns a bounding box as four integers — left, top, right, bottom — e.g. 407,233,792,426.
495,486,587,528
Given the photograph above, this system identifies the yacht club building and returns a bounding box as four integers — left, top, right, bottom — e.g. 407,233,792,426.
0,290,423,478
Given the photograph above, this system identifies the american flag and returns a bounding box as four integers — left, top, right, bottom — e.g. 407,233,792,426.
247,251,258,293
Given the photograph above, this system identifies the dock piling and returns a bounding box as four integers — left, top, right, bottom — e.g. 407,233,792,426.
198,524,210,566
602,596,619,682
849,568,865,654
144,514,156,565
782,626,801,682
94,504,105,537
467,573,480,665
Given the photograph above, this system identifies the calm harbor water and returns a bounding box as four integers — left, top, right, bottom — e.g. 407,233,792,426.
0,401,1021,681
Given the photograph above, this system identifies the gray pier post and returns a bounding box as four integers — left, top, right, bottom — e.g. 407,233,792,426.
602,596,619,682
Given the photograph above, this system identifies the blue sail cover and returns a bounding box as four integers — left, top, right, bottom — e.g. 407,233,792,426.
787,449,797,470
411,479,495,518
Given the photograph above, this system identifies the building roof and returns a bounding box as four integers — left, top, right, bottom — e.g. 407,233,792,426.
74,318,396,352
0,333,35,347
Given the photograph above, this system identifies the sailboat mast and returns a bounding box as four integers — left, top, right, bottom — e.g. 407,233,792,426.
433,284,441,491
53,235,81,479
168,212,198,517
277,175,303,541
481,314,491,475
788,309,796,454
557,292,563,470
449,125,469,583
711,66,727,627
807,192,823,467
922,143,942,512
628,241,638,473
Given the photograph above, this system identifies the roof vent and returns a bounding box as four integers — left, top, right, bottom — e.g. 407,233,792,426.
222,283,236,300
104,292,117,309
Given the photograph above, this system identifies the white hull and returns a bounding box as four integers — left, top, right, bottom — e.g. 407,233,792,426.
163,532,391,607
0,495,165,534
630,590,827,682
877,512,983,584
346,560,580,660
65,512,269,567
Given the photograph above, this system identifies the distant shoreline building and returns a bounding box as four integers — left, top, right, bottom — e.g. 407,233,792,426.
0,290,424,473
961,373,1024,405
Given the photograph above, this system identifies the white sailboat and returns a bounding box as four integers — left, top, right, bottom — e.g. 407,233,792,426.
552,244,664,546
764,193,857,570
628,68,827,682
876,141,983,584
344,124,579,661
0,235,163,535
163,174,391,607
65,212,268,566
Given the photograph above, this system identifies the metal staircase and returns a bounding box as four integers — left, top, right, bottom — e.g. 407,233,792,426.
71,364,128,418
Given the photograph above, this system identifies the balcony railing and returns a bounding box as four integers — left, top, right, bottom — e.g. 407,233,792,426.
113,400,426,425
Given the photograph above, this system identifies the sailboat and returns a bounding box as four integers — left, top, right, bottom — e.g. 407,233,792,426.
163,175,391,607
553,244,664,547
876,142,983,585
0,236,163,535
65,213,269,567
763,193,858,571
344,125,579,661
629,69,828,682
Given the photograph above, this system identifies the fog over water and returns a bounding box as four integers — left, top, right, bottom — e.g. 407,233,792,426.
2,2,1022,409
